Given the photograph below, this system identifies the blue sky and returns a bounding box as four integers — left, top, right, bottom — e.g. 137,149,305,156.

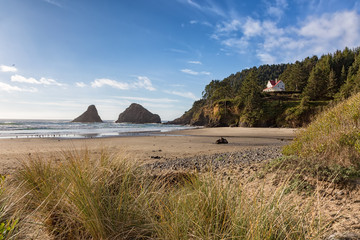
1,0,360,120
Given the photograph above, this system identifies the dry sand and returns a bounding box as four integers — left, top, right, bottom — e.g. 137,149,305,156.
0,127,296,174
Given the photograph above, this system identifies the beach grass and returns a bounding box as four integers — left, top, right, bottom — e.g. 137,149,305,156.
0,174,19,240
1,149,328,239
282,92,360,183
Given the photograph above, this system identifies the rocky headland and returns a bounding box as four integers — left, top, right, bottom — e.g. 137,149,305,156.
116,103,161,124
72,105,103,123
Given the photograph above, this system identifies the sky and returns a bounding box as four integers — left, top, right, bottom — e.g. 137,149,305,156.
1,0,360,120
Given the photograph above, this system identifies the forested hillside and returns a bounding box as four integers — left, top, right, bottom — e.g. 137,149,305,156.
170,47,360,127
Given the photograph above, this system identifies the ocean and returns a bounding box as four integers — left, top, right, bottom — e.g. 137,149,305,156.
0,119,196,139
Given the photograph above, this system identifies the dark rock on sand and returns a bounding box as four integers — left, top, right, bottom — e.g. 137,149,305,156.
116,103,161,124
72,105,103,123
215,137,228,144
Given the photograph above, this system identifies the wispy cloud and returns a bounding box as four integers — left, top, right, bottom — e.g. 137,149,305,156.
189,20,212,27
168,48,187,54
115,96,179,103
181,69,211,76
91,76,156,91
91,78,130,90
188,60,202,65
165,90,198,100
0,82,37,93
75,82,87,88
11,74,65,87
216,19,242,34
42,0,62,7
181,0,225,17
0,65,17,73
266,0,288,19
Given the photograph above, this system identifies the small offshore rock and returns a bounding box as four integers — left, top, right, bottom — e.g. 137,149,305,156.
116,103,161,124
72,105,103,123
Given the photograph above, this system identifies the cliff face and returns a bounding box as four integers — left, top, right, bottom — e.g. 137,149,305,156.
169,97,318,128
168,100,239,127
72,105,103,123
116,103,161,124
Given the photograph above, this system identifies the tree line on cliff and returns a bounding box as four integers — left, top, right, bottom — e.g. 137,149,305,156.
170,47,360,127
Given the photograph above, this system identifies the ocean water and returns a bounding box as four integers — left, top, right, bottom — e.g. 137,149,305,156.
0,120,196,139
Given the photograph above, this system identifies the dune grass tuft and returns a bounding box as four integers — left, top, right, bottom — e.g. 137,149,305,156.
4,150,327,239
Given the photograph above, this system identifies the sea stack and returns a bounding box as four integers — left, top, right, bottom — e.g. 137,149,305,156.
72,105,103,123
116,103,161,124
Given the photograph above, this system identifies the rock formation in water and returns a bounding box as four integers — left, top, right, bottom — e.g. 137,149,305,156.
72,105,103,123
116,103,161,124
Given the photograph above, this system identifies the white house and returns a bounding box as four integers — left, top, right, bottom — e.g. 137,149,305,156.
263,79,285,92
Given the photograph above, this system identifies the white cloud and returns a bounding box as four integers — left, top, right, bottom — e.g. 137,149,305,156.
75,82,86,88
11,74,65,87
165,90,198,100
298,11,360,50
242,18,262,37
211,9,360,64
188,60,202,65
134,76,156,91
91,78,130,90
91,76,156,91
0,65,17,73
0,82,37,93
257,52,276,64
181,69,211,76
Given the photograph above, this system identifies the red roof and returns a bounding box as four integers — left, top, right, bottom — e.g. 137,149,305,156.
263,80,283,91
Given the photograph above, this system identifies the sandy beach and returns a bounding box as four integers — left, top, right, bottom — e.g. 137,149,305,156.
0,127,296,174
1,127,359,237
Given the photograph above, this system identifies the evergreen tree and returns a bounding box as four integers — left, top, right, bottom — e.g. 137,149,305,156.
303,55,331,100
338,52,360,99
340,65,347,86
327,69,338,97
239,69,263,126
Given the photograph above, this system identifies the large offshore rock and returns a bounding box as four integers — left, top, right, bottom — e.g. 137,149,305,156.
72,105,103,123
116,103,161,124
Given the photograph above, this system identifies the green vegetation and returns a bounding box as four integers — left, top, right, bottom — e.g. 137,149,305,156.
172,47,360,127
280,92,360,184
0,175,18,240
0,150,327,239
